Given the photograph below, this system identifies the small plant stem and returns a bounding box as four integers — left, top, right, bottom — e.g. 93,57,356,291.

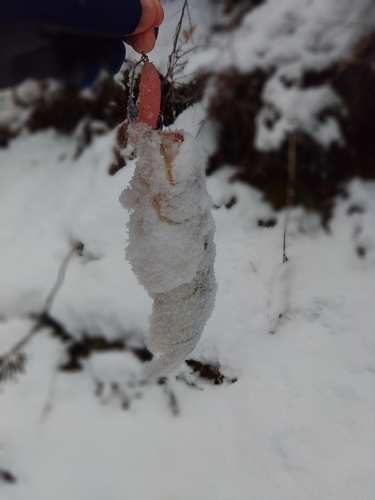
0,242,83,371
44,241,83,314
283,130,297,263
166,0,189,80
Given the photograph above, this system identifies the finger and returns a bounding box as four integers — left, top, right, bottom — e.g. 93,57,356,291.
131,0,164,35
153,1,164,27
124,27,156,54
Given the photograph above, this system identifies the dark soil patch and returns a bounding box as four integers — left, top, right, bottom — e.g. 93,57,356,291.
347,204,365,215
212,0,265,32
185,359,237,385
157,377,179,415
258,218,277,228
225,196,237,209
37,312,153,371
0,126,17,148
0,470,17,484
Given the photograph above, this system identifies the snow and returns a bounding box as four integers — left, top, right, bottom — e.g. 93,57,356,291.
180,0,372,76
0,129,151,335
255,82,344,150
1,0,375,499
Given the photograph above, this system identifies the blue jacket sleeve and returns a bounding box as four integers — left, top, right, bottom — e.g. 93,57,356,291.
0,0,143,88
1,0,142,37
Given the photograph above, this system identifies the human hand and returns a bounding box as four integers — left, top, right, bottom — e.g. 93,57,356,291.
124,0,164,54
0,0,165,88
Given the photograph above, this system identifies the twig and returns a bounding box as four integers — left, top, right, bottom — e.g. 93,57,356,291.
300,1,375,32
283,131,297,263
0,242,83,382
44,242,83,314
166,0,190,80
40,368,60,419
0,351,27,383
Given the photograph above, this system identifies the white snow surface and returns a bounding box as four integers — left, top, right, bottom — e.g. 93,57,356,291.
1,0,375,499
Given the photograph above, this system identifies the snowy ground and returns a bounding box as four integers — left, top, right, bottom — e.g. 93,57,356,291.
1,1,375,499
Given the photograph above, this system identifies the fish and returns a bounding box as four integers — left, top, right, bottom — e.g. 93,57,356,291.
120,59,217,377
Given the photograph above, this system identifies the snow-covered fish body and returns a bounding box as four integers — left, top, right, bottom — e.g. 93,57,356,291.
121,129,217,377
147,234,216,376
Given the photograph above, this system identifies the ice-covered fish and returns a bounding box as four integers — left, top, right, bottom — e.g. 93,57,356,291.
120,58,216,377
120,129,217,378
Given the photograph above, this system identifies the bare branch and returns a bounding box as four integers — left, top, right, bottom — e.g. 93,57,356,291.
0,241,83,383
